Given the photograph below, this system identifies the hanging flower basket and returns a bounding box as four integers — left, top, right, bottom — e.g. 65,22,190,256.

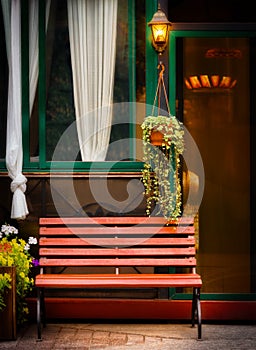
141,115,184,220
140,63,185,220
142,115,184,151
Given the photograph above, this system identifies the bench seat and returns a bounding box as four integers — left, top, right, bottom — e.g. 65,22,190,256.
35,216,202,340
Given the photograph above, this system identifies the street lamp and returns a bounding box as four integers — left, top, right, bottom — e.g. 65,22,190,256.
148,4,172,55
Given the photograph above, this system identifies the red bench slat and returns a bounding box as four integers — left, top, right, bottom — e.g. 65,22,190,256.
39,247,196,256
39,257,197,267
39,216,194,226
39,236,195,246
36,273,202,288
39,226,195,235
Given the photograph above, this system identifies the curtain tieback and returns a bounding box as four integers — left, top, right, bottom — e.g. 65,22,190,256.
10,174,27,193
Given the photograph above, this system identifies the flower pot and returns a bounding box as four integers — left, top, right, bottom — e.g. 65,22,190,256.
0,267,16,340
150,130,168,146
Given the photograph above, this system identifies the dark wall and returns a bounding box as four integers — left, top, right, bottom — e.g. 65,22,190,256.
168,0,256,22
0,174,147,234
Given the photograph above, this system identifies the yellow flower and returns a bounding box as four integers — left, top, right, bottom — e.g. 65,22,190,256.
19,271,25,279
23,307,29,315
0,224,38,324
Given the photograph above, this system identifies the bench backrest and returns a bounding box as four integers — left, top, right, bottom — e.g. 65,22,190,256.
38,216,197,271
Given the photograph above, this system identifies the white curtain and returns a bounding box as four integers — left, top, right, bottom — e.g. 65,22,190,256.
67,0,118,161
1,0,28,220
1,0,50,219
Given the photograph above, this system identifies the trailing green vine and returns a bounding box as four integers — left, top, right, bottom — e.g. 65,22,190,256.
141,115,184,220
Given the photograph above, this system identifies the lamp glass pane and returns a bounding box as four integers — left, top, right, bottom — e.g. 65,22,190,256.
152,24,167,44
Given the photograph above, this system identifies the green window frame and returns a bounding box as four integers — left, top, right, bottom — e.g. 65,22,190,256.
20,0,158,173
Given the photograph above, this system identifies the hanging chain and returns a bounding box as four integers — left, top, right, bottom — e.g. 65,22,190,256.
151,62,171,116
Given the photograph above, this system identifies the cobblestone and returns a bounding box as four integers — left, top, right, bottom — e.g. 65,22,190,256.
0,322,256,349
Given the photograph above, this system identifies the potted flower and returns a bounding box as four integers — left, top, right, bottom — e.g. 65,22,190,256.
0,224,38,339
141,115,184,220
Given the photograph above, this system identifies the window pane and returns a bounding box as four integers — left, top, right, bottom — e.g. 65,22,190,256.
45,0,137,162
46,0,77,161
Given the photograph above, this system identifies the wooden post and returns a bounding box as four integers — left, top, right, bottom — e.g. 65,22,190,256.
0,267,16,340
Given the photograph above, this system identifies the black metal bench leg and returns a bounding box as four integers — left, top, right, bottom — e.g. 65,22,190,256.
37,288,42,341
196,288,202,340
191,287,197,328
191,287,202,340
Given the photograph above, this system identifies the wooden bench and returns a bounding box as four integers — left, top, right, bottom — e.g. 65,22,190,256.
35,216,202,340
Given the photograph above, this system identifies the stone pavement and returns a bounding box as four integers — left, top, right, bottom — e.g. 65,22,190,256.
0,321,256,350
